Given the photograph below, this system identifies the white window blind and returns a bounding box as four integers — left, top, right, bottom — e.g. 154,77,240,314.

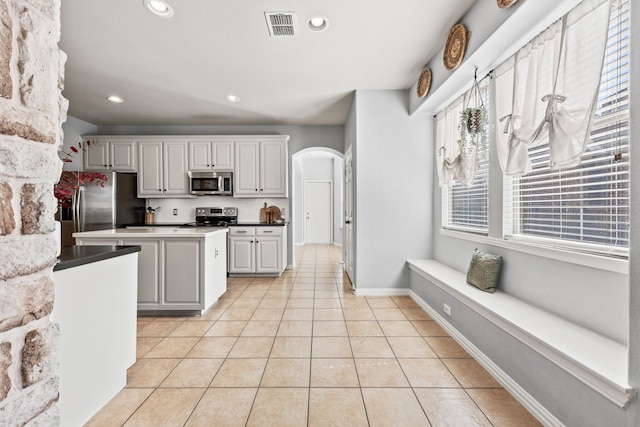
445,82,490,233
505,0,629,255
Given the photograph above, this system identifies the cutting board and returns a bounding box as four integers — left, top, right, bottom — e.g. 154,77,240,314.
260,204,282,223
260,203,270,223
269,206,282,222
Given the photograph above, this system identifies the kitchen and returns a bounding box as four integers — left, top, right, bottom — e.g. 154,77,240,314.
64,136,291,309
1,0,639,426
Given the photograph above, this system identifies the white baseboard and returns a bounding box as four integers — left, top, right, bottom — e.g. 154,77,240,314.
354,287,411,296
408,289,563,427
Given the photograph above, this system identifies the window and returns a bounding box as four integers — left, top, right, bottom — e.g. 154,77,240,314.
504,0,629,255
437,0,629,260
440,80,490,233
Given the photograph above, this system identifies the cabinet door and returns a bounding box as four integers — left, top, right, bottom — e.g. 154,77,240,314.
121,239,161,307
84,140,109,170
188,141,212,171
138,142,164,197
234,141,260,196
164,240,201,306
163,141,189,195
256,236,281,273
110,141,137,172
212,141,234,170
228,236,255,273
260,140,287,197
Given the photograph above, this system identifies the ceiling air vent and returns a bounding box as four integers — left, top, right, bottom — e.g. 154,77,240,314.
264,12,297,37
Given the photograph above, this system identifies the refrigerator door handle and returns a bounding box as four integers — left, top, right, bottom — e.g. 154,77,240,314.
77,186,85,232
72,189,78,233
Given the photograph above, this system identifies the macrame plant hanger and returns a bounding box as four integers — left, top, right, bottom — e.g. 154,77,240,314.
460,68,488,160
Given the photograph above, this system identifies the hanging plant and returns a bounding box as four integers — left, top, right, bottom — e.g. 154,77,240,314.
458,69,489,160
459,106,488,156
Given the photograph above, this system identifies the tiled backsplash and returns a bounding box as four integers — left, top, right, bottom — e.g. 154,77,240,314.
147,197,289,223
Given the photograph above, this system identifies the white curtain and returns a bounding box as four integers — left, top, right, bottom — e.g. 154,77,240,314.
496,0,611,176
437,91,478,187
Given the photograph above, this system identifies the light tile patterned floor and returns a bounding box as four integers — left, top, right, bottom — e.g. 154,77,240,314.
86,244,541,427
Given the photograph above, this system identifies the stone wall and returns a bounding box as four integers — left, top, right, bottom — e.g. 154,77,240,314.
0,0,66,425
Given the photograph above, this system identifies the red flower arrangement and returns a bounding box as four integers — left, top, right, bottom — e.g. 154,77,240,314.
55,140,108,208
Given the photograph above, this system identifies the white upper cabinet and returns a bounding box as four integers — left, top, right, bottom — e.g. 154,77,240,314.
188,139,234,171
84,139,137,172
234,136,288,197
260,140,287,197
82,135,288,199
234,141,260,195
138,141,190,198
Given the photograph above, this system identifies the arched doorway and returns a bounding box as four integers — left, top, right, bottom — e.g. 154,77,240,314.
291,148,344,266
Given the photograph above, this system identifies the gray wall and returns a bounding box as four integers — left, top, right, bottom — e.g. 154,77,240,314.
350,90,433,289
61,116,98,171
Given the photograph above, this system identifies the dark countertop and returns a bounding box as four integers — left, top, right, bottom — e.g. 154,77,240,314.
54,245,141,272
124,222,288,228
124,222,187,227
230,222,287,227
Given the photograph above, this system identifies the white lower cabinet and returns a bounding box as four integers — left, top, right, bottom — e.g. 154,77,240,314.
228,226,286,274
229,234,256,273
76,231,227,313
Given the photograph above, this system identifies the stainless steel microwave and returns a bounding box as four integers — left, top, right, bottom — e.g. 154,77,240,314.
188,171,233,196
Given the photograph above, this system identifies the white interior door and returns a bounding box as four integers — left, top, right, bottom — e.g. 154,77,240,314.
304,181,332,244
344,147,354,282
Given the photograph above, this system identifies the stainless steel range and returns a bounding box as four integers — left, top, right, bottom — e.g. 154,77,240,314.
189,207,238,227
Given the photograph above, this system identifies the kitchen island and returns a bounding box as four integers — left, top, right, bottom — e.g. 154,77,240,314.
74,227,228,315
53,245,140,427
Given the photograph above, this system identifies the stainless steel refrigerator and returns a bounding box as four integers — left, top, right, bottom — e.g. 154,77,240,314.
57,171,145,245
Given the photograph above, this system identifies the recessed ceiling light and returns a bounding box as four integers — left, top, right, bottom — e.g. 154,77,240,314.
143,0,174,18
307,15,329,32
225,94,240,102
107,95,124,103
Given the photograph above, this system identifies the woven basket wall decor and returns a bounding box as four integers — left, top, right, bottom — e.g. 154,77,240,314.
443,23,469,71
416,68,432,98
497,0,519,9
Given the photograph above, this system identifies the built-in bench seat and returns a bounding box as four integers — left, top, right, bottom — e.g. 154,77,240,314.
407,259,634,408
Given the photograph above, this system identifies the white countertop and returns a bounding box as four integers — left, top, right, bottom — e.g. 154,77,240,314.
73,227,228,239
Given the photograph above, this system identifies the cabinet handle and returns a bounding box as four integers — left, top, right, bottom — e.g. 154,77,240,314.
109,164,113,167
255,188,258,191
263,230,273,233
237,230,247,233
260,189,263,191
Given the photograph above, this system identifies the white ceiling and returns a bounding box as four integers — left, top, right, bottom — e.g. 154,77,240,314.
59,0,475,127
